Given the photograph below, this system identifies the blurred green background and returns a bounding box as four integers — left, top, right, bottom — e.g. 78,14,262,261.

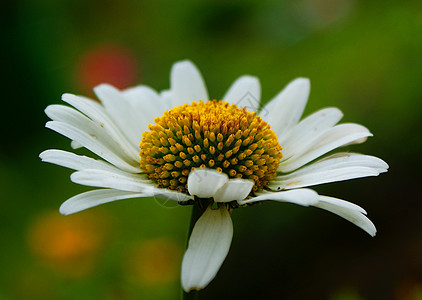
2,0,422,299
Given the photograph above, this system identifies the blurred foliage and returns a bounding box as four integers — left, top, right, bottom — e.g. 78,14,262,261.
2,0,422,299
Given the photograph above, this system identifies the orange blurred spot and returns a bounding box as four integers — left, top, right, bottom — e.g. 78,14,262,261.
125,237,183,286
28,210,109,277
76,44,139,91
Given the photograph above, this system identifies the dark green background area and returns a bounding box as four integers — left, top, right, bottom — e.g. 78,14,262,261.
2,0,422,299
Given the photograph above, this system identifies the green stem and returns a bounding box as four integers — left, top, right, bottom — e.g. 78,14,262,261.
181,203,204,300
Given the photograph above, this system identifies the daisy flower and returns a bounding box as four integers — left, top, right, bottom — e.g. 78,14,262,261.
40,60,388,293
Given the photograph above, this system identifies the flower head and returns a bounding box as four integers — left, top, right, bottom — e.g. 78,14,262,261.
41,60,388,292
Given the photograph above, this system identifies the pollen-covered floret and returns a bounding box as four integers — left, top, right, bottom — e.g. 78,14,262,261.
139,100,282,194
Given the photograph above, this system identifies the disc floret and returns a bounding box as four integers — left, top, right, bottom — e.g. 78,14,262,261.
139,100,282,194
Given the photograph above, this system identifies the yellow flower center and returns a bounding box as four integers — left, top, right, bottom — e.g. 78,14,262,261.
139,100,282,194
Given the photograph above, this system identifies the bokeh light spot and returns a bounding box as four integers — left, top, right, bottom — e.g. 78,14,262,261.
76,44,139,92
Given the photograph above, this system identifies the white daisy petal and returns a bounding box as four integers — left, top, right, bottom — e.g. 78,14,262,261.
121,85,165,133
182,206,233,292
271,166,380,190
40,149,123,172
70,169,152,192
171,60,208,107
45,104,139,162
271,153,388,189
314,196,376,236
71,140,83,149
159,89,173,110
283,152,389,176
261,78,310,138
223,76,261,112
213,179,254,202
46,121,140,173
62,93,139,159
187,169,229,198
239,188,319,206
279,107,343,158
151,189,193,202
45,121,141,173
94,84,141,146
279,123,373,173
60,189,147,215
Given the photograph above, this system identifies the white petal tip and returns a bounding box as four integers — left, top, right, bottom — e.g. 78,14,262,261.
59,207,70,216
173,59,195,68
181,206,233,291
295,77,310,84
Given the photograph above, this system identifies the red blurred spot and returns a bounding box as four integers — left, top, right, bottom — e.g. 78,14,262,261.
76,44,139,91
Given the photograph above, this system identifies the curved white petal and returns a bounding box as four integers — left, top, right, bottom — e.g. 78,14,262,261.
239,188,319,206
187,169,228,198
279,107,343,157
182,206,233,292
279,123,373,173
271,166,380,190
69,169,192,202
40,149,124,173
271,153,388,189
61,93,139,159
283,152,389,176
261,78,310,138
45,104,139,162
314,196,376,236
94,84,141,146
223,76,261,112
151,188,193,202
60,189,147,215
71,169,152,192
213,179,254,202
71,140,83,149
46,121,140,173
171,60,208,107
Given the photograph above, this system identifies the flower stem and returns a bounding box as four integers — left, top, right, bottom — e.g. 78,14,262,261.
181,203,203,300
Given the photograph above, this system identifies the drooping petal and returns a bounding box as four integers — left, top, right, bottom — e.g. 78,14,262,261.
279,123,373,173
170,60,208,107
187,169,228,198
271,167,380,190
279,107,343,158
70,169,153,192
284,152,389,175
150,188,193,202
61,93,139,158
40,149,124,173
239,188,319,206
213,179,254,202
271,153,388,190
70,169,192,202
45,103,139,161
260,78,310,139
181,206,233,292
60,189,148,215
314,196,376,236
46,121,140,173
223,76,261,112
